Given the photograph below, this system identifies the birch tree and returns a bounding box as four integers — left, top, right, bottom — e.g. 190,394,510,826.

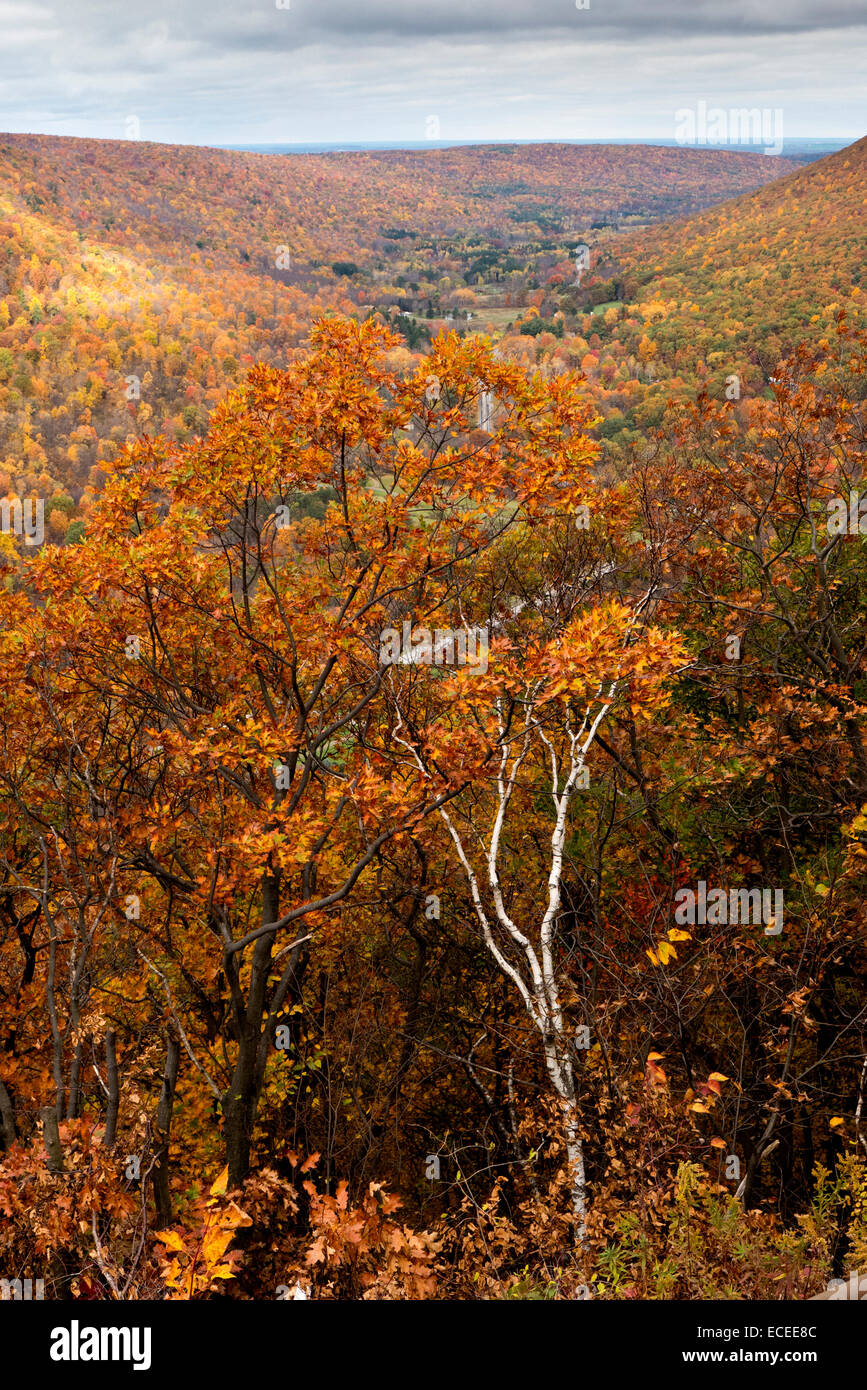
394,588,685,1238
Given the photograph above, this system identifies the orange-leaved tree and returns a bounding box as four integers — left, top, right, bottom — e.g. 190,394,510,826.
1,316,599,1188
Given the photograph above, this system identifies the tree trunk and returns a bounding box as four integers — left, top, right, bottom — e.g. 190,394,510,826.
66,1039,84,1119
561,1098,587,1236
222,1030,260,1189
222,871,281,1187
40,1104,65,1172
542,1039,587,1239
104,1030,119,1147
0,1078,17,1149
153,1033,180,1227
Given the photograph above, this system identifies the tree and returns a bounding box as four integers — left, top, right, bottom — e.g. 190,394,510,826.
390,525,684,1236
9,317,601,1187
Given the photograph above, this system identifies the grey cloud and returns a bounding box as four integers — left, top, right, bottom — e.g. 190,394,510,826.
16,0,867,59
290,0,867,41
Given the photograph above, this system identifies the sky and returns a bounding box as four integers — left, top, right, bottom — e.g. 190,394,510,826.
0,0,864,148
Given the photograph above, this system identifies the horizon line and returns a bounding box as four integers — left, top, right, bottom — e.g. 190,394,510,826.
0,131,860,156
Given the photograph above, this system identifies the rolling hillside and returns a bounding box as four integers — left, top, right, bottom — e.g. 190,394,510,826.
0,134,804,534
487,136,867,454
594,135,867,385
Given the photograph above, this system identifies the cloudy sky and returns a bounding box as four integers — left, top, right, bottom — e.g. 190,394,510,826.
0,0,863,147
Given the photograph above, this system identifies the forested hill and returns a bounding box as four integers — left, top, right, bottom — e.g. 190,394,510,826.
484,135,865,458
595,135,867,374
0,133,818,548
0,134,803,252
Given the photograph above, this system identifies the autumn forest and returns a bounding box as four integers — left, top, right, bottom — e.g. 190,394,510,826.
1,118,866,1318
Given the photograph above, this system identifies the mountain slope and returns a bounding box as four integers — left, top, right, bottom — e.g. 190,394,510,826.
597,136,866,375
481,137,867,454
0,134,805,521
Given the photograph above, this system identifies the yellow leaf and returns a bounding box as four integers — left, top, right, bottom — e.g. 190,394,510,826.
708,1072,729,1083
210,1165,229,1197
657,940,677,964
202,1229,233,1268
646,947,659,966
668,928,691,942
829,1117,845,1128
155,1229,187,1253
